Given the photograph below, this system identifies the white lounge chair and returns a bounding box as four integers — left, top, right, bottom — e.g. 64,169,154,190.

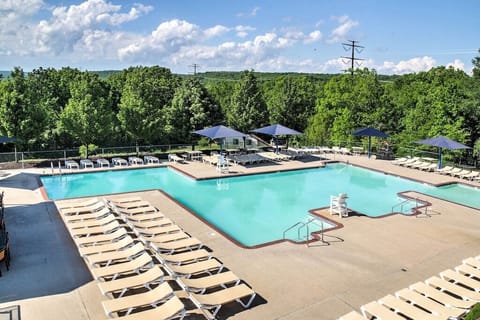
128,156,144,165
96,158,110,167
144,155,160,164
79,159,94,168
168,154,185,163
112,157,128,166
65,160,79,169
190,284,256,319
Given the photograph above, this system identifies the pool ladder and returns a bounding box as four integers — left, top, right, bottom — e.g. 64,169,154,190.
391,197,427,215
283,218,325,247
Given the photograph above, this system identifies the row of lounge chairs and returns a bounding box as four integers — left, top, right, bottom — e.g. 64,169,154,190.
64,156,161,169
339,255,480,320
392,157,480,181
57,196,256,319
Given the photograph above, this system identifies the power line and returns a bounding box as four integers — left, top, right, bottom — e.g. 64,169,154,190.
341,40,364,75
189,63,200,75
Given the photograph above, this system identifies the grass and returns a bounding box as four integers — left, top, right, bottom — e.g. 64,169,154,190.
464,303,480,320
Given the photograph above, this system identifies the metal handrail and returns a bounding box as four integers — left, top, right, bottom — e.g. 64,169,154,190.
282,222,305,240
391,197,419,213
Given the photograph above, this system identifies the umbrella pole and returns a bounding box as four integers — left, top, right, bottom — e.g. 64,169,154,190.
438,148,442,169
368,137,371,158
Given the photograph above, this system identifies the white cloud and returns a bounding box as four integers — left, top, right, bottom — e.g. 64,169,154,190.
304,30,323,44
235,25,256,38
446,59,465,71
237,6,260,18
203,25,230,39
327,15,359,43
379,56,436,74
33,0,151,55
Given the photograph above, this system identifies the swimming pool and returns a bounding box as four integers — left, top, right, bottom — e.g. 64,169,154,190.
41,163,480,246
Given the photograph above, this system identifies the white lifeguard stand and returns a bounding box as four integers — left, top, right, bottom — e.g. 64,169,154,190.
329,193,349,218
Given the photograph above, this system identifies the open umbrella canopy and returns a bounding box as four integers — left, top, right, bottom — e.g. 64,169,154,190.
251,124,302,153
415,136,470,150
193,125,247,155
414,136,470,168
0,136,21,144
352,127,388,158
251,124,302,136
193,125,247,140
352,127,388,138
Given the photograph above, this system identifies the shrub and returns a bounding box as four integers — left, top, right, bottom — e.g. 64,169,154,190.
464,303,480,320
79,144,99,158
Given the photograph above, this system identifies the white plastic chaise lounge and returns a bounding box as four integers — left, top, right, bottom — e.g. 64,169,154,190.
70,220,122,238
97,265,165,298
157,248,211,266
63,207,111,223
102,295,186,320
180,270,240,294
128,156,144,165
112,157,128,166
90,251,154,281
150,237,203,254
361,300,405,320
79,159,95,168
190,283,256,319
78,234,135,257
57,197,101,210
144,155,160,164
65,160,80,169
425,276,480,301
452,169,471,178
338,310,366,320
85,242,145,267
74,228,128,248
409,281,476,310
168,153,185,163
378,294,443,320
60,200,106,216
436,166,454,174
420,163,438,172
440,269,480,292
96,158,110,167
460,171,479,180
395,287,466,320
166,258,224,278
101,281,174,317
67,213,117,230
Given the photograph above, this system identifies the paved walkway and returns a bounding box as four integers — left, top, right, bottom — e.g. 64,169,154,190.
0,154,479,320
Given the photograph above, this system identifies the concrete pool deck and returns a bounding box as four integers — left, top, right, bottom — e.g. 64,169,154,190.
0,154,479,319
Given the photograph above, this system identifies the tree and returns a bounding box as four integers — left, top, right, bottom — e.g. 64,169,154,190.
117,66,179,145
265,75,316,132
227,70,269,132
472,48,480,79
165,77,223,143
58,72,115,156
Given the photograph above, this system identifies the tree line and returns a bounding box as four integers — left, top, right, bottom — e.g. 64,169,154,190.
0,50,479,161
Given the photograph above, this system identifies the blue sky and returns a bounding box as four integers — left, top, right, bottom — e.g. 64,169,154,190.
0,0,478,74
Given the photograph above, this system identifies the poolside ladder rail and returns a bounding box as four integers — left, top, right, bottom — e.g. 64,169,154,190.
283,218,325,247
391,197,417,213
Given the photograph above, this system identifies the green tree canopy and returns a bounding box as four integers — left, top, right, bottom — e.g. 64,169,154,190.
117,66,179,145
58,72,115,152
227,70,269,132
165,77,223,143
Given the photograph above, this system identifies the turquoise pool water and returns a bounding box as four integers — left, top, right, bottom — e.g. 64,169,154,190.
41,164,480,246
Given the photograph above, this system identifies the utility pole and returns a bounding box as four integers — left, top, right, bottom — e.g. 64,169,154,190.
189,63,200,75
341,40,364,75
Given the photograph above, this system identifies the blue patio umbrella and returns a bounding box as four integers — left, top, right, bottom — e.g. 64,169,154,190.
352,127,388,158
251,124,302,153
414,136,470,169
0,136,22,162
193,125,247,155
